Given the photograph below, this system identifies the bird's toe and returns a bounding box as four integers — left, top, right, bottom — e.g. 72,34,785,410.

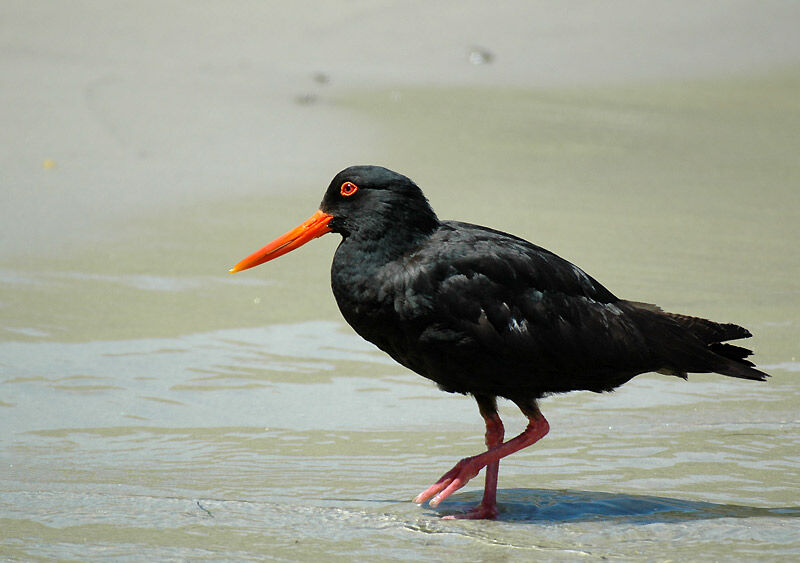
416,457,483,507
442,502,498,520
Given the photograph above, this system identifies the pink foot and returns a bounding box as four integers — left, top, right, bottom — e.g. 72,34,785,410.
413,456,485,507
442,502,499,520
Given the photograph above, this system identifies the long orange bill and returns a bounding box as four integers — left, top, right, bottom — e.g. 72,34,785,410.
229,209,333,273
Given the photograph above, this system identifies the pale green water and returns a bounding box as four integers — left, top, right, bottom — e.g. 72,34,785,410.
2,9,800,558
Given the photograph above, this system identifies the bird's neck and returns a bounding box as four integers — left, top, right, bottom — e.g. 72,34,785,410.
329,206,438,348
342,202,439,266
342,226,436,270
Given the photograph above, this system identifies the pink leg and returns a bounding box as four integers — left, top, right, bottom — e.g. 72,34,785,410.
443,397,505,519
415,399,549,517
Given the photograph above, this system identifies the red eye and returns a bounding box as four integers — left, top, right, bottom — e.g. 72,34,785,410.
340,181,358,197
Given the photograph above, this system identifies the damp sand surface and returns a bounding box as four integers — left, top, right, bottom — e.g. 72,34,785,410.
2,2,800,560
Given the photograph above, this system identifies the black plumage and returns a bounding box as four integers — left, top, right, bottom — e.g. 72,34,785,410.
230,165,768,519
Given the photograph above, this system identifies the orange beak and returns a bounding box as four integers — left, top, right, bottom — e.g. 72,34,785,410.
229,209,333,273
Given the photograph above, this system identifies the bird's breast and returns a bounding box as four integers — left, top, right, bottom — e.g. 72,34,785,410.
331,247,437,367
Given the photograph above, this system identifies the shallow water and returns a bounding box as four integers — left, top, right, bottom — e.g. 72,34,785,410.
3,3,800,560
2,321,799,560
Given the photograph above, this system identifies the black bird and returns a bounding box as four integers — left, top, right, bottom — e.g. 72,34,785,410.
230,165,769,519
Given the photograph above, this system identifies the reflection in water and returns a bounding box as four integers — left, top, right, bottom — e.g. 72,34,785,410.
429,488,800,523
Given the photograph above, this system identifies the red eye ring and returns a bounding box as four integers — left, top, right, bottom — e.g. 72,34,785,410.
340,181,358,197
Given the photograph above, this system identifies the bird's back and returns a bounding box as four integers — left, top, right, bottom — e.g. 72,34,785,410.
332,219,766,402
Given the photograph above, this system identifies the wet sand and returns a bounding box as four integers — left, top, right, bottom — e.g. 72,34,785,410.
2,2,800,560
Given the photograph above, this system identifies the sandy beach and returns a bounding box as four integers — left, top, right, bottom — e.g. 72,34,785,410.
2,1,799,560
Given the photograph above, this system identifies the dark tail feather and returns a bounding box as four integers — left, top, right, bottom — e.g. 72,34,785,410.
667,314,769,380
715,357,770,381
624,301,770,382
672,316,770,381
665,312,752,344
708,342,753,363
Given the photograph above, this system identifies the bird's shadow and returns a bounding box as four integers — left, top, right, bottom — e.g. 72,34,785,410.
430,488,800,523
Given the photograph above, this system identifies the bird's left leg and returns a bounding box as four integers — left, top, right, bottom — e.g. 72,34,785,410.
441,394,505,520
414,399,549,513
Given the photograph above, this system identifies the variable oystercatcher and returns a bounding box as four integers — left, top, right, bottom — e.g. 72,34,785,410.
230,165,769,519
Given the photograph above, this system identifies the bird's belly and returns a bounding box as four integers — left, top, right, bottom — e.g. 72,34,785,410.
332,271,646,400
337,305,535,397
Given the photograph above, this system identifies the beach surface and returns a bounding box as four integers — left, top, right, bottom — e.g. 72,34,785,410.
2,2,799,559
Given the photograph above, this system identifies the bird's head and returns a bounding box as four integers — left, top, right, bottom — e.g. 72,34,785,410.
229,165,438,273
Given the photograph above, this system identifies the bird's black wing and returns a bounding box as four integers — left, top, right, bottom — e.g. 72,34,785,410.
391,221,658,397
